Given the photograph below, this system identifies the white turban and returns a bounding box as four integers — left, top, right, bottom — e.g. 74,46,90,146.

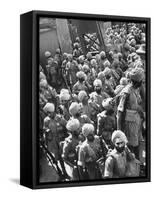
93,79,102,87
78,90,87,102
120,77,128,86
40,72,46,81
76,71,86,80
43,103,55,113
59,89,70,101
129,68,144,82
104,60,111,68
44,51,51,58
111,130,128,144
66,118,80,132
90,59,97,66
69,102,81,116
103,67,111,76
82,123,94,137
40,79,48,88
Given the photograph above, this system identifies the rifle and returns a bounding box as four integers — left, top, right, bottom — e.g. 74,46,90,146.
39,140,65,181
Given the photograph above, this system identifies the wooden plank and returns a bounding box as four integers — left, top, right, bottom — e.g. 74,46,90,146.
56,19,73,54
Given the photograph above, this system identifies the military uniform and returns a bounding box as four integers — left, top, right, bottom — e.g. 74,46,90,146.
97,110,116,145
104,149,128,178
62,135,80,180
117,84,143,158
66,60,79,86
78,135,102,180
72,81,88,95
90,91,109,110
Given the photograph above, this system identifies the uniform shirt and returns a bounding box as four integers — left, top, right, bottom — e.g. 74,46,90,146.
62,135,79,165
79,103,91,119
72,81,88,95
90,91,109,109
104,149,127,178
78,136,101,167
97,110,116,140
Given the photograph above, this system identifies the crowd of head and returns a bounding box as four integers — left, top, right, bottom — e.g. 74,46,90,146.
39,22,146,181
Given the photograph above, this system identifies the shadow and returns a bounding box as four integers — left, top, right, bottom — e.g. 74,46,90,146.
10,178,20,185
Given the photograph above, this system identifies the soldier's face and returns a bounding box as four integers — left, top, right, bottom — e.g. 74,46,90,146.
61,99,68,106
132,80,142,89
115,138,125,153
87,134,95,142
95,85,101,93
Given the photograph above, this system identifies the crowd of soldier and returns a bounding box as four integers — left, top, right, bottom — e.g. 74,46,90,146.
39,22,146,181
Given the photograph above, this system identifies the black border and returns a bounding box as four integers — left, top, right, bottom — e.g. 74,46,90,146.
21,10,151,189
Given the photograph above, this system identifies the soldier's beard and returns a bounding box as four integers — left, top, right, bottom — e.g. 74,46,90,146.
95,89,102,94
75,113,81,118
87,135,95,142
115,146,125,153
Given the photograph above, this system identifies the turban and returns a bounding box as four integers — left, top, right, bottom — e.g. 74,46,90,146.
67,54,73,60
82,64,90,72
111,130,128,145
40,79,48,88
78,90,87,102
90,59,97,66
43,103,55,113
86,52,92,59
59,89,70,101
100,51,106,59
102,98,113,110
43,116,50,128
69,102,81,116
120,77,128,86
103,67,111,76
129,68,144,82
104,60,111,68
56,48,60,54
59,93,70,101
40,72,46,80
79,55,85,62
44,51,51,58
66,118,80,132
76,71,86,80
98,71,105,80
82,123,94,137
93,79,102,87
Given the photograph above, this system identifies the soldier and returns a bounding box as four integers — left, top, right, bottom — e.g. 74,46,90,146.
43,51,52,76
78,124,103,180
97,71,115,97
46,58,58,88
114,77,128,95
39,79,57,105
58,89,71,121
62,118,81,180
43,102,68,177
78,55,85,70
73,42,82,60
117,68,145,159
72,71,88,95
85,52,93,66
69,102,93,127
78,90,91,119
99,51,109,71
97,98,116,147
90,79,109,111
104,130,137,178
66,54,79,86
